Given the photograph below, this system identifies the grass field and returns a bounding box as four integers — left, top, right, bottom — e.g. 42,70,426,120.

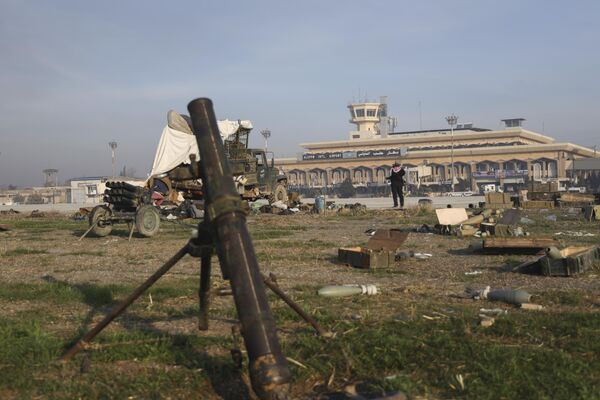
0,208,599,399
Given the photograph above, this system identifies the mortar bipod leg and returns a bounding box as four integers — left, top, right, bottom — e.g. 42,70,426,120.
60,244,189,362
78,221,98,241
262,273,331,338
198,254,211,330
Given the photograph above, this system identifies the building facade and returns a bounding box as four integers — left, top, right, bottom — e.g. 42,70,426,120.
276,99,596,193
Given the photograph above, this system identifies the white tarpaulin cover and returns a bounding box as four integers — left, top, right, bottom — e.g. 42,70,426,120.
217,119,253,141
149,113,253,177
149,125,200,177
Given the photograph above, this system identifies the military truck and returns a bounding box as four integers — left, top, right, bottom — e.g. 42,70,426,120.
223,125,288,203
87,111,288,237
148,111,288,204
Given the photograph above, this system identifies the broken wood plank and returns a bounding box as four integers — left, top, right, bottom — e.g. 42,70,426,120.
483,237,560,249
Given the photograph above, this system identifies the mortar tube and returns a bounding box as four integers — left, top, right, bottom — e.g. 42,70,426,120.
188,98,290,399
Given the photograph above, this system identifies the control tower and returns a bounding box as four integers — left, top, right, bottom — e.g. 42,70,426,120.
347,96,396,140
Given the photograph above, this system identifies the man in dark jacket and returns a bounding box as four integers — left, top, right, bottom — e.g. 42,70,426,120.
387,162,405,208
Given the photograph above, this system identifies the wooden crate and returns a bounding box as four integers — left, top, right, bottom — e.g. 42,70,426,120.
485,192,512,204
338,229,409,269
521,200,554,209
483,237,560,251
338,247,395,269
529,181,559,192
484,202,514,209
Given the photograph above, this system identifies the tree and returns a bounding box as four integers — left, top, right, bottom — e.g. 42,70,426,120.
26,194,44,204
336,178,356,198
12,194,25,203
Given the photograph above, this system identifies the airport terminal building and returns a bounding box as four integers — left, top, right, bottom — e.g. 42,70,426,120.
276,98,596,193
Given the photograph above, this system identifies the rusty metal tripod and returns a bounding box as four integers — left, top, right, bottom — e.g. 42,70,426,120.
61,98,326,400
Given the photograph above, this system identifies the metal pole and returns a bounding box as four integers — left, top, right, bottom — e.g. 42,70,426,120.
109,141,118,178
451,125,455,192
445,115,458,193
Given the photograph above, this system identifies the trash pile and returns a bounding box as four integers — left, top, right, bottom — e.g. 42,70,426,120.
0,208,20,215
248,194,368,216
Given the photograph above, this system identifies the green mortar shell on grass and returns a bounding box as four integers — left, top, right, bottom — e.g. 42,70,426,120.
488,289,532,305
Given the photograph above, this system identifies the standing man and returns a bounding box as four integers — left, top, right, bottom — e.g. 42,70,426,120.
387,162,405,208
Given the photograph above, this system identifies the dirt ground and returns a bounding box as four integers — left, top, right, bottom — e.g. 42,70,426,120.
1,208,599,304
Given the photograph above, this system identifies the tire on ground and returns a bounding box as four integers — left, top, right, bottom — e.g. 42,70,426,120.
135,205,161,237
89,205,113,237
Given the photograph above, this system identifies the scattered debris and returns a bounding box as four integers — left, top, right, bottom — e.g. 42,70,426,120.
364,228,377,236
554,231,595,237
480,308,508,315
465,270,483,275
336,202,367,216
0,208,20,215
520,303,544,310
519,217,535,225
416,224,434,233
317,284,378,297
413,252,432,259
545,214,557,222
28,209,45,218
479,314,495,327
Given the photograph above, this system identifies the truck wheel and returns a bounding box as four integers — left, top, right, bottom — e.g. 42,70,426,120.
135,205,160,237
271,183,288,204
89,205,113,237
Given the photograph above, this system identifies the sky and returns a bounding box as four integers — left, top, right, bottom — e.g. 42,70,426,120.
1,0,599,187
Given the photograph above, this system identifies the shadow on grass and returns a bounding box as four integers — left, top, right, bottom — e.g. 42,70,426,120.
42,276,252,399
71,228,149,239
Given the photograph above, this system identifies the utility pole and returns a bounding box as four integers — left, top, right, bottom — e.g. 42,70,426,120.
445,115,458,192
108,141,118,178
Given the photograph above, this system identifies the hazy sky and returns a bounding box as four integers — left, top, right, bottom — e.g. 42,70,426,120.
1,0,599,187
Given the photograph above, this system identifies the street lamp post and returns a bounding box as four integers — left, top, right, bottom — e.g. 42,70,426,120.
445,115,458,192
108,141,118,178
260,129,271,153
